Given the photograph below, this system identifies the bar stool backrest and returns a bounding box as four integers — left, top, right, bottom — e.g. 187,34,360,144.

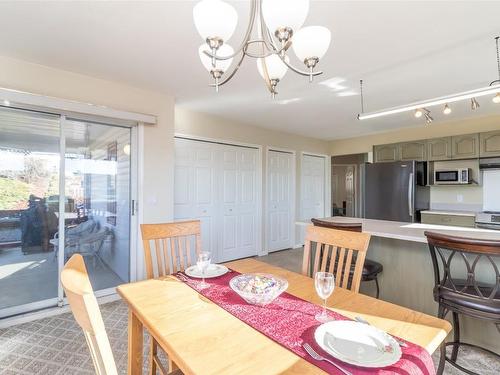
425,231,500,303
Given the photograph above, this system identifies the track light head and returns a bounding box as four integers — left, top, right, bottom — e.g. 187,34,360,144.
424,110,433,124
493,93,500,104
471,97,480,110
414,108,423,118
443,103,451,115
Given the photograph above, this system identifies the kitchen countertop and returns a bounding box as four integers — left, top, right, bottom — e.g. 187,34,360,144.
295,216,500,243
420,210,477,217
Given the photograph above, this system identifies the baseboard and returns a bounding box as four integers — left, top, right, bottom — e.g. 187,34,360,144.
293,243,304,249
0,293,121,328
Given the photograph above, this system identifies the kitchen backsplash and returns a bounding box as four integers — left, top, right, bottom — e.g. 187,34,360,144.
429,185,483,212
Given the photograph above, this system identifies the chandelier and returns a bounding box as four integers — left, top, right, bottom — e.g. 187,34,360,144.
193,0,331,98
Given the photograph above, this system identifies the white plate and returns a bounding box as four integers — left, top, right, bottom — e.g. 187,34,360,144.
314,321,402,368
184,264,229,279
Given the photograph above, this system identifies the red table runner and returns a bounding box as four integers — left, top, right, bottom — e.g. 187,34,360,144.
177,270,435,375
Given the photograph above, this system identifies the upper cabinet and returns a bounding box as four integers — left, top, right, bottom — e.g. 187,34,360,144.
372,131,498,163
451,133,479,159
428,137,452,161
400,140,427,161
374,144,399,163
480,130,500,158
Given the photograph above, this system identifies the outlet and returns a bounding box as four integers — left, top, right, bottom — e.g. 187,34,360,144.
456,194,464,203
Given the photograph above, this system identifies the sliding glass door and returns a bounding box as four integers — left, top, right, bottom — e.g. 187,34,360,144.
63,119,131,291
0,108,61,315
0,106,133,318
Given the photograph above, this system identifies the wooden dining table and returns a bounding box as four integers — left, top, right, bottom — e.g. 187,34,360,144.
117,258,452,375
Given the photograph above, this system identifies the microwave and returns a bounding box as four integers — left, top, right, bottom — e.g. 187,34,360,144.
434,168,472,184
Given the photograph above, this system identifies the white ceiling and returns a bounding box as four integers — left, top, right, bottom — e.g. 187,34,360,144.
0,1,499,140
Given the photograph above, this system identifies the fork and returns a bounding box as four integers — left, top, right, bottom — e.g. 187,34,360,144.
354,316,408,348
302,343,352,375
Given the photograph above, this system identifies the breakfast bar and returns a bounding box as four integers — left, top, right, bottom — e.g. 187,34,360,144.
297,217,500,354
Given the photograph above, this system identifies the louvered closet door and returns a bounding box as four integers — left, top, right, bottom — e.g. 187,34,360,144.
174,139,217,256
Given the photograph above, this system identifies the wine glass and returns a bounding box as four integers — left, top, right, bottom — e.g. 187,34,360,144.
314,271,335,322
197,251,211,289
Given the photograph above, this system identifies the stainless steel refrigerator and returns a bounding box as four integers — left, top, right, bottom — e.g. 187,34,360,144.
362,161,430,222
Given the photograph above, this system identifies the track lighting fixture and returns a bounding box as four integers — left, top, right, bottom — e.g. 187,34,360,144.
471,97,480,110
358,36,500,121
424,110,433,124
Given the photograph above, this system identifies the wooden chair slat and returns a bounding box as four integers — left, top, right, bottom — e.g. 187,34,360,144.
320,244,330,272
336,247,346,287
342,249,354,289
328,246,338,274
162,238,170,275
178,236,186,271
154,239,163,277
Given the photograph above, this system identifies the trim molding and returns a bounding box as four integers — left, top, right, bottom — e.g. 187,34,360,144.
0,87,156,124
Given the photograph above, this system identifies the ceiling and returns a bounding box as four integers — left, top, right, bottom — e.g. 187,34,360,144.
0,1,499,140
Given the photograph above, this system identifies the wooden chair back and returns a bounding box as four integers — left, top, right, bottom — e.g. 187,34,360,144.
302,225,371,293
141,220,202,279
61,254,117,375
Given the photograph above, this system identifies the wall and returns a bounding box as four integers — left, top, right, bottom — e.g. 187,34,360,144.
0,55,175,279
175,107,331,249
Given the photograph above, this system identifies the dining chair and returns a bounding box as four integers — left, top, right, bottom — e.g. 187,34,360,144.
311,218,383,298
140,220,202,374
61,254,117,375
425,231,500,375
302,224,371,293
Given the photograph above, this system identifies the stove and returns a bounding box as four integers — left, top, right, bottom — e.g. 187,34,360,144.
475,211,500,230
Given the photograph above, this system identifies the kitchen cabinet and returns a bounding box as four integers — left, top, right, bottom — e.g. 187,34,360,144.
451,133,479,159
374,144,399,163
421,212,476,228
480,130,500,157
400,140,427,161
427,137,452,161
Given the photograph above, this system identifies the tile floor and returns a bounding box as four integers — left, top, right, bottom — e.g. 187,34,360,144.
0,248,498,374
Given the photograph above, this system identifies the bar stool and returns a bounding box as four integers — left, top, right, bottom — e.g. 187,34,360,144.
311,218,383,298
425,231,500,375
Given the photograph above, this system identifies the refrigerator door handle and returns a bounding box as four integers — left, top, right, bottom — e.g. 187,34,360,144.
408,172,414,217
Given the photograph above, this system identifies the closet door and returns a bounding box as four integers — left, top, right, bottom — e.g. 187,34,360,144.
219,145,259,262
267,150,294,252
174,139,217,256
301,154,326,221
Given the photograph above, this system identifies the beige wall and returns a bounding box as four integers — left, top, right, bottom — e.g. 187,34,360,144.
175,107,331,247
0,55,175,278
330,114,500,156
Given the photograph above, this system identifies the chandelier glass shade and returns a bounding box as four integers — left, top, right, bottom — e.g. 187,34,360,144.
261,0,309,38
193,0,331,97
193,0,238,41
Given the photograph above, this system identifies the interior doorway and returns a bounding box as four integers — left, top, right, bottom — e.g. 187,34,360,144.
331,153,367,218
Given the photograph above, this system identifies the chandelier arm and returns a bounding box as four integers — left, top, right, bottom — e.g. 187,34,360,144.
208,52,246,88
203,0,257,61
278,55,324,77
